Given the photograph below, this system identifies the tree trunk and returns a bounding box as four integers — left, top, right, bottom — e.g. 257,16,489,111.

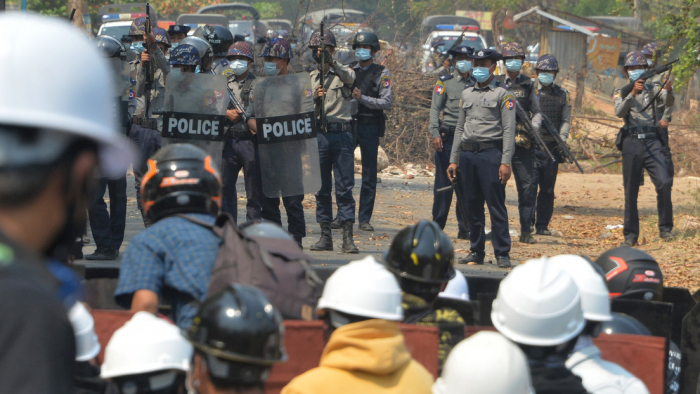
67,0,87,29
633,0,643,30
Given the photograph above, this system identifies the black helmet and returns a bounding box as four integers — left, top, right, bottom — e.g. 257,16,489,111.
352,31,380,51
595,247,663,301
180,36,214,72
187,284,287,384
600,312,652,336
384,220,456,284
141,143,221,223
194,24,234,57
96,35,127,61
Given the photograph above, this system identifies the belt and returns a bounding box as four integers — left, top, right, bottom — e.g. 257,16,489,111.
324,122,351,133
356,116,379,125
460,140,503,152
231,129,253,139
633,132,659,140
623,125,658,140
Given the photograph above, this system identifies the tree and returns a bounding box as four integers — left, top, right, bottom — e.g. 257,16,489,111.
662,0,700,87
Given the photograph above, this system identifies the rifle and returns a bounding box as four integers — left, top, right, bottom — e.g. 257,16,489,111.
541,114,584,174
143,3,153,119
619,59,678,99
514,100,555,161
319,22,327,132
69,8,76,22
443,26,468,61
227,86,248,123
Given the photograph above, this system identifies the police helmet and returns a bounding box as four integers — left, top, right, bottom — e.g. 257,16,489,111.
194,24,234,57
186,284,287,385
168,44,201,67
227,41,254,61
600,312,652,336
96,35,127,60
180,36,213,71
624,51,648,67
141,143,219,223
259,37,293,59
384,220,456,285
594,247,663,301
352,31,380,51
128,16,156,38
152,26,171,48
535,54,559,71
308,29,337,48
501,42,525,58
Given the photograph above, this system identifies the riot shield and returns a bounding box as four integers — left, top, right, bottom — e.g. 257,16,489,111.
254,73,321,198
161,69,228,167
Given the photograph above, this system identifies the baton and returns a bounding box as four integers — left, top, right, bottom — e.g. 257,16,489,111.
437,167,470,228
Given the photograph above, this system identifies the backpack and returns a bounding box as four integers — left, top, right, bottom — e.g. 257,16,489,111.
178,213,322,320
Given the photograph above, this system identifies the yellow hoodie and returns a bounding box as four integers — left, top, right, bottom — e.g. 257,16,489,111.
281,319,434,394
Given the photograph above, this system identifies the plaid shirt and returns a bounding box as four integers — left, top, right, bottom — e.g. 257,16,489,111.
115,214,220,329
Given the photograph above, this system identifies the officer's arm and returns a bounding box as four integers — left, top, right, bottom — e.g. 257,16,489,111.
332,60,355,84
246,89,257,132
662,105,674,123
429,82,447,139
150,44,170,75
614,90,634,118
127,96,137,121
360,69,392,110
450,95,466,164
559,90,571,140
659,85,675,108
501,90,516,165
135,63,146,97
529,87,543,130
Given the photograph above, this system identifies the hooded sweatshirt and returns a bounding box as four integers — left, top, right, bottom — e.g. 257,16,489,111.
281,319,434,394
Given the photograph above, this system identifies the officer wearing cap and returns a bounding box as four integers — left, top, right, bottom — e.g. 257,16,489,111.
429,44,475,240
221,41,262,224
532,54,571,236
306,30,359,254
246,38,307,247
347,31,392,233
643,42,675,183
167,24,191,48
447,48,515,268
497,42,542,244
614,51,674,246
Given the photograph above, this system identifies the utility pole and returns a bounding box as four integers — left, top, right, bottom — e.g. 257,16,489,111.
633,0,643,31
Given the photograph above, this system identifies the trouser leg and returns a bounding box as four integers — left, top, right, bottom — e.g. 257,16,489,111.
643,140,674,233
460,151,486,254
220,138,243,221
130,125,162,214
332,131,356,223
358,124,379,223
478,149,511,257
622,137,644,241
315,132,333,223
282,195,306,239
241,139,262,222
88,179,112,250
534,150,559,231
432,134,468,233
511,146,536,233
107,175,127,250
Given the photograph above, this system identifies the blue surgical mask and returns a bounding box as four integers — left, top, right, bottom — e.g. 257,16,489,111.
647,59,653,67
264,61,281,76
629,69,645,82
355,48,372,61
538,72,554,86
131,41,145,54
230,60,249,76
505,59,522,72
195,65,201,73
472,67,491,83
455,60,472,73
171,42,179,50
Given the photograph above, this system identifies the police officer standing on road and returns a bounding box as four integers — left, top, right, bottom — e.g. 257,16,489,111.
221,41,262,223
497,42,542,245
308,30,359,254
614,51,674,246
344,31,392,233
167,24,191,48
532,54,571,236
246,38,307,248
447,49,515,268
429,44,475,240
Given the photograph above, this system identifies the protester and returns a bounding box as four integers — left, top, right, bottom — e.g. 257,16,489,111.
0,13,133,394
281,256,434,394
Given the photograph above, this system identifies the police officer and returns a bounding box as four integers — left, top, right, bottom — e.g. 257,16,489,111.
186,284,287,394
194,24,235,76
127,16,153,55
429,44,475,240
424,37,451,76
614,51,674,246
643,42,675,183
447,49,515,268
246,38,307,247
181,35,215,73
383,220,465,372
532,54,571,236
308,30,359,254
347,31,392,232
221,41,262,224
167,24,191,47
497,42,542,244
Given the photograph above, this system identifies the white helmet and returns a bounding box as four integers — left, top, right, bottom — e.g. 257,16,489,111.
101,312,193,379
491,257,585,346
438,271,470,301
0,13,133,177
68,302,101,362
433,331,534,394
549,254,613,322
317,255,403,321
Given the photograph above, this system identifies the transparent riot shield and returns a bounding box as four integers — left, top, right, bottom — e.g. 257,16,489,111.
161,69,229,168
253,73,321,198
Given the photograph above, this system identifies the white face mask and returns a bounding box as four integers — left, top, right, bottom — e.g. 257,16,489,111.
229,60,248,76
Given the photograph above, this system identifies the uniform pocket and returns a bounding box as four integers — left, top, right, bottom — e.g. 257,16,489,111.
481,100,499,121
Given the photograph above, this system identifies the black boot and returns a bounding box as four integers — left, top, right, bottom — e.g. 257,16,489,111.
342,222,359,254
310,223,333,251
294,235,304,250
330,217,343,230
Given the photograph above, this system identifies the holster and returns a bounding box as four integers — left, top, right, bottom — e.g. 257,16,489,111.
615,127,625,151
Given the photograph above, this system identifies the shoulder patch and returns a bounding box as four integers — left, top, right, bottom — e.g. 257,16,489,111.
439,74,454,81
380,75,391,89
435,81,446,95
613,90,621,101
503,93,516,110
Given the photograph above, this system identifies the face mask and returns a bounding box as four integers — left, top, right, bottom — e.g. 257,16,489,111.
628,69,645,81
505,59,522,72
264,61,281,76
538,72,554,86
195,65,201,73
131,41,145,54
171,42,179,50
230,60,248,76
355,48,372,61
455,60,472,73
647,58,653,66
472,66,491,83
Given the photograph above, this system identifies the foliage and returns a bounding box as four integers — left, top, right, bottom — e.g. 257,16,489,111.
662,0,700,88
